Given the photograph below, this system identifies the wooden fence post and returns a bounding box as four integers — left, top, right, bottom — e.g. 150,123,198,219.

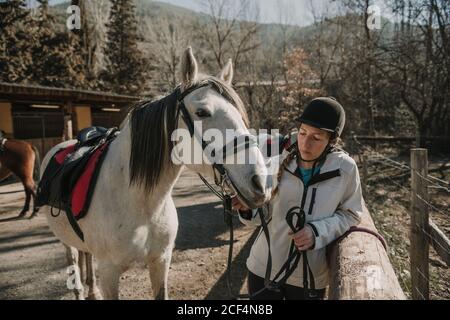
63,101,73,141
410,148,429,300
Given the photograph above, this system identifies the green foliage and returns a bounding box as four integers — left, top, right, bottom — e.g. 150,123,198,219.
0,0,33,82
0,0,86,87
101,0,147,94
28,0,86,88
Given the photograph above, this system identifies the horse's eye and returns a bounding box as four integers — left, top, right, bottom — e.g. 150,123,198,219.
195,109,211,118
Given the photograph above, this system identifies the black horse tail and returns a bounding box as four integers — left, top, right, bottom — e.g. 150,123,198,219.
32,145,41,183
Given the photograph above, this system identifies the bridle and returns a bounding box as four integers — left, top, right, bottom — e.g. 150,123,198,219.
175,82,262,299
176,83,259,206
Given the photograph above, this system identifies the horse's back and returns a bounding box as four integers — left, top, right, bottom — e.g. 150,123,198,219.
40,140,77,179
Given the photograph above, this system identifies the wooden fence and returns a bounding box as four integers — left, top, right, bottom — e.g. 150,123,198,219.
354,143,449,300
410,148,450,300
327,204,406,299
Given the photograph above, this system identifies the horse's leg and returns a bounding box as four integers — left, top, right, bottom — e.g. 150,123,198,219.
0,166,12,182
29,183,38,218
65,245,85,300
148,251,172,300
19,176,35,218
18,185,31,217
85,253,102,300
27,145,39,218
97,259,121,300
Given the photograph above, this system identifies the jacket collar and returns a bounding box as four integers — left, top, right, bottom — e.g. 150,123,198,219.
286,151,344,172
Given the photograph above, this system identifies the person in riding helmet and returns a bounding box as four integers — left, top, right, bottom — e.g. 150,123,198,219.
233,97,364,300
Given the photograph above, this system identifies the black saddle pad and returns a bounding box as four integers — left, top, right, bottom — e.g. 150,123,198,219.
36,127,119,218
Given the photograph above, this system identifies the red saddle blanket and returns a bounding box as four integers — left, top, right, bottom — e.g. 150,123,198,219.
53,142,111,218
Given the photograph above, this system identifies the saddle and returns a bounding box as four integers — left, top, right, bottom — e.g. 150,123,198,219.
36,126,119,240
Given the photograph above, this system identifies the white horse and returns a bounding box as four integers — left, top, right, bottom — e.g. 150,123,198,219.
40,47,270,299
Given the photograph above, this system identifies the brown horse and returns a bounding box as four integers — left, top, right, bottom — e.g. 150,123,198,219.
0,131,40,218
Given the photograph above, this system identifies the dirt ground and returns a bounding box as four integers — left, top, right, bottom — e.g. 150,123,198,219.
0,170,255,300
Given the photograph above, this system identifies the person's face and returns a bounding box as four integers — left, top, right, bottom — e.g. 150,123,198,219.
297,123,331,161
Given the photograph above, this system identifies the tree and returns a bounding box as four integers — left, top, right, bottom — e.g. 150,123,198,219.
143,16,190,91
0,0,33,82
29,0,85,88
277,48,323,133
196,0,261,73
375,0,450,148
70,0,111,84
102,0,147,94
313,0,450,150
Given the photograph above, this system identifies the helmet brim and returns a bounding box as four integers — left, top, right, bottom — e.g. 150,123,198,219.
296,118,336,134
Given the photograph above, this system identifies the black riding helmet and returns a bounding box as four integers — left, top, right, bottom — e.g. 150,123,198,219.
296,97,346,138
295,97,346,163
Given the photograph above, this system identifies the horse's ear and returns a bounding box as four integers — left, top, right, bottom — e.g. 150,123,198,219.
218,59,233,85
180,46,198,88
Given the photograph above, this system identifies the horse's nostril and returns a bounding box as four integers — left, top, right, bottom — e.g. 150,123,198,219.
251,175,265,195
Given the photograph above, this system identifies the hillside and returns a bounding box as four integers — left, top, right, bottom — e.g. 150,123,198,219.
49,0,309,50
50,1,398,56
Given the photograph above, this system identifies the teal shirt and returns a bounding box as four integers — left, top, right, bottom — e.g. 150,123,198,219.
295,166,321,186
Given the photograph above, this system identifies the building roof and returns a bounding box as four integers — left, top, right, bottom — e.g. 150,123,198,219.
0,82,142,108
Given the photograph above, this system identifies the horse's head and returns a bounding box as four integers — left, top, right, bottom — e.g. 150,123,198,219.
173,47,270,208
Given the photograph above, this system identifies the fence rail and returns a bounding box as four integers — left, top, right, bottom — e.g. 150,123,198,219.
327,204,406,299
352,135,450,142
428,219,450,267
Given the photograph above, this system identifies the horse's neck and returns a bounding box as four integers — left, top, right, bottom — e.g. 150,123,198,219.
115,121,184,207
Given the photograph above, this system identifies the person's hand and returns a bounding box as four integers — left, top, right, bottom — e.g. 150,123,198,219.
289,225,315,251
231,196,250,211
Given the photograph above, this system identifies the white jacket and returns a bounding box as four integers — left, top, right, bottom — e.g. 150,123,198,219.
239,150,364,289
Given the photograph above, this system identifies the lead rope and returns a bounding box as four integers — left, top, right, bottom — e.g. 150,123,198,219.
196,172,238,299
197,170,263,300
223,197,274,300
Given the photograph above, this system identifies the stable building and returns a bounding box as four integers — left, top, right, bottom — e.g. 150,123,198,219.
0,82,141,156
